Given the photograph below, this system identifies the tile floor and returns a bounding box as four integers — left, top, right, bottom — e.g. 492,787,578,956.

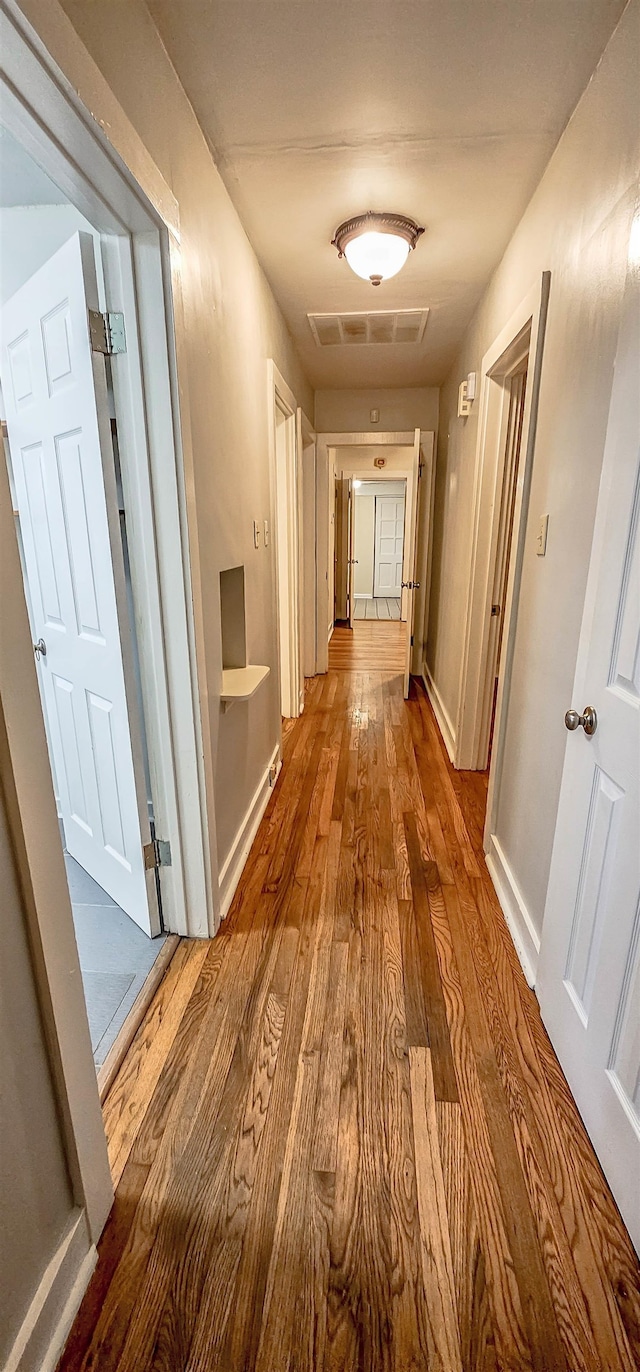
65,853,166,1068
353,596,402,619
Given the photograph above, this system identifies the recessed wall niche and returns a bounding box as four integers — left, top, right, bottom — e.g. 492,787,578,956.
219,565,247,670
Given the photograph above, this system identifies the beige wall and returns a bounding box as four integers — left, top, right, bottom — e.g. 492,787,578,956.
0,746,74,1365
57,0,313,874
428,0,639,943
315,386,439,434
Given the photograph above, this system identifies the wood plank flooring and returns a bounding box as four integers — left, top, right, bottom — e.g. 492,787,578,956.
58,670,640,1372
329,621,406,671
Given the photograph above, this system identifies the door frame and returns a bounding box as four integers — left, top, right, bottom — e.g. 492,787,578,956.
316,430,421,673
0,0,218,1263
268,361,303,718
455,274,551,775
298,408,317,678
0,0,213,941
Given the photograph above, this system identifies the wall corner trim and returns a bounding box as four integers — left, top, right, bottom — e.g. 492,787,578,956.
5,1210,96,1372
218,742,281,922
485,834,540,987
422,667,457,764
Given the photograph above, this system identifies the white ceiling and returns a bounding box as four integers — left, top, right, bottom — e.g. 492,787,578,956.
146,0,625,389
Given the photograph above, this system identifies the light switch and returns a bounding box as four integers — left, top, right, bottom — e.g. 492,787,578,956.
264,519,270,547
253,519,260,549
536,514,549,556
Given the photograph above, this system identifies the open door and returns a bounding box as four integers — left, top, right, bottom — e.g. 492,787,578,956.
346,476,355,628
536,237,639,1251
334,475,352,623
0,232,159,934
403,428,422,697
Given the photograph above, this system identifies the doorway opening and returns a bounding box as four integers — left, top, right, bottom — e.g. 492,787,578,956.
0,126,173,1079
483,349,529,769
319,430,434,696
269,362,304,720
353,479,406,620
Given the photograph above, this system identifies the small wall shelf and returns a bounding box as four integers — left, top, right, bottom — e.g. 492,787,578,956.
221,664,270,711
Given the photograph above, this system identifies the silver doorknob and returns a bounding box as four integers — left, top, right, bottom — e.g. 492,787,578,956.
565,705,597,736
33,638,47,660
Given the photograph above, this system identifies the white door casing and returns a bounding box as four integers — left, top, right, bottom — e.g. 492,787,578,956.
374,494,405,598
0,232,158,933
536,226,640,1252
403,429,422,698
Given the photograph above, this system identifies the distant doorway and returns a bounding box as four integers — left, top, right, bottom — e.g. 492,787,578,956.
352,478,406,618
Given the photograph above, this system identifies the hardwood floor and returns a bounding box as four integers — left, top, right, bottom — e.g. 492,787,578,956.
59,670,640,1372
329,621,406,670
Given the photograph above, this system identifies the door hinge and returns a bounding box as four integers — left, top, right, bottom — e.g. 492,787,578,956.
491,604,501,616
143,838,172,870
88,309,126,355
410,634,414,646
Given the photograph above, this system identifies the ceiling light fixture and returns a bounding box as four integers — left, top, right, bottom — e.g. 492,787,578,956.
332,211,424,286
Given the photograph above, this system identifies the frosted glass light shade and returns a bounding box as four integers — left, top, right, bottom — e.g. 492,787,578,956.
344,231,410,284
332,212,424,286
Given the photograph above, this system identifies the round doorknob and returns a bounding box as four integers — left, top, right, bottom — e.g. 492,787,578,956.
33,638,47,660
565,705,597,736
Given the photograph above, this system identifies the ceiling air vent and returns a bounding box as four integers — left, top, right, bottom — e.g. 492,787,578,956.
307,308,429,348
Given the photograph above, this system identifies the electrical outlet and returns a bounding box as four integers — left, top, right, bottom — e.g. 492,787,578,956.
536,514,549,556
370,408,380,424
253,519,260,549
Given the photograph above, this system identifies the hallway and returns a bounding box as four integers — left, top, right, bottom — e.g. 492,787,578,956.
60,670,640,1372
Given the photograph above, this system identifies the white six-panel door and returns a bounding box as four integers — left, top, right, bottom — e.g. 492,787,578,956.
0,232,157,933
536,221,640,1251
374,494,405,598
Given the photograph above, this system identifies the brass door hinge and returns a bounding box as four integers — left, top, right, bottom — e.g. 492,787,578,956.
143,838,172,870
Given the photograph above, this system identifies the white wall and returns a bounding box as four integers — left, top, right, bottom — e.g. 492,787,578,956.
0,203,103,306
427,0,640,946
315,386,438,434
55,0,314,878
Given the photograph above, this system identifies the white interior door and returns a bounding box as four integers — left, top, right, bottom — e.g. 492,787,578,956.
536,232,639,1252
374,494,405,597
0,231,158,934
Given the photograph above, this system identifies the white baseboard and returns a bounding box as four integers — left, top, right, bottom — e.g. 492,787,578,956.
485,834,540,987
218,742,281,921
6,1210,96,1372
422,666,457,764
354,593,372,599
